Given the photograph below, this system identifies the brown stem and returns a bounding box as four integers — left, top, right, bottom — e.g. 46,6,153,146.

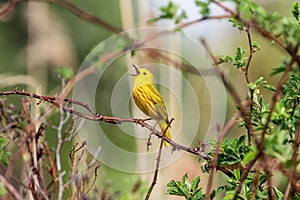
0,0,122,33
83,164,100,197
144,119,174,200
144,127,165,200
205,112,240,200
174,15,232,30
0,90,212,160
233,153,260,199
0,173,23,200
245,26,255,145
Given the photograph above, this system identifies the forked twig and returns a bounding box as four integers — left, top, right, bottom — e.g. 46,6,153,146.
144,118,174,200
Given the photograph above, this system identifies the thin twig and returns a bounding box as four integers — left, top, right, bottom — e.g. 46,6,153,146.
144,119,173,200
83,164,100,197
205,112,241,200
0,90,211,160
200,38,243,108
21,98,49,199
56,103,71,200
213,0,237,16
0,0,122,33
174,15,232,30
0,173,23,200
244,26,255,145
250,169,261,200
244,26,254,84
43,141,58,199
0,0,21,18
0,90,234,180
233,154,260,199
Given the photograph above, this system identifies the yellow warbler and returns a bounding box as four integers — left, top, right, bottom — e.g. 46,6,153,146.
131,64,171,146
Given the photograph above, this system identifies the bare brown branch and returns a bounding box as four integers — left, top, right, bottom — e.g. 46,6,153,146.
0,173,23,200
0,0,122,33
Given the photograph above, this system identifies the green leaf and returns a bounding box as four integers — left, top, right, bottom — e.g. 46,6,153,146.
271,66,286,75
251,41,260,52
56,67,74,79
229,17,246,30
272,186,284,198
262,84,276,92
219,55,234,64
233,47,247,69
160,2,178,16
195,0,211,17
175,11,187,24
224,191,236,200
292,2,300,21
167,174,205,199
233,169,241,180
149,1,186,24
0,138,10,166
210,186,225,199
191,176,200,193
247,77,267,90
167,180,188,197
243,146,258,164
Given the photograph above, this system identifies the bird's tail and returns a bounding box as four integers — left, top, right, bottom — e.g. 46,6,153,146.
158,120,172,147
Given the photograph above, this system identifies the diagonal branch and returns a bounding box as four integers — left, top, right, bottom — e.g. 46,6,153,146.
0,0,122,33
205,112,241,200
0,90,233,178
0,173,23,200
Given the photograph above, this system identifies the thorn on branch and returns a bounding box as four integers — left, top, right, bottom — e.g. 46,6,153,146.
102,116,122,124
146,132,153,152
69,141,86,160
195,141,210,160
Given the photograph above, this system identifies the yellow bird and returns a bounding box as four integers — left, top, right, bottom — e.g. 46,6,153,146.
131,64,171,146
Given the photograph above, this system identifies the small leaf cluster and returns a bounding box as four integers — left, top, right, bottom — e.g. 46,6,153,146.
219,47,248,69
148,2,187,24
56,67,74,80
167,174,205,200
241,73,300,171
195,0,211,18
209,135,250,167
219,170,283,200
250,73,300,134
219,41,260,69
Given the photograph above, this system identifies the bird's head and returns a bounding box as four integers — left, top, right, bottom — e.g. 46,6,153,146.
131,64,154,87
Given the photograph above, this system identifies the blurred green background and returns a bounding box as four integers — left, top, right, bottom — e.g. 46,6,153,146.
0,0,297,199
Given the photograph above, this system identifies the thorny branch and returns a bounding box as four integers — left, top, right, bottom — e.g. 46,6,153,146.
205,112,241,200
0,90,234,178
244,26,255,145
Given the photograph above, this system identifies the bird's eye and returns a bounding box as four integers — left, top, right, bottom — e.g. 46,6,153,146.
143,72,147,75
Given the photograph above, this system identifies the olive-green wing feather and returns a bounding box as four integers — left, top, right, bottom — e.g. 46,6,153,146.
145,84,168,121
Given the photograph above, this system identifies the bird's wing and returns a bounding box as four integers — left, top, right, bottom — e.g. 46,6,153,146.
147,84,169,121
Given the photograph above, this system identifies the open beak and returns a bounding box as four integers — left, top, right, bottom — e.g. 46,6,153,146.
130,64,140,76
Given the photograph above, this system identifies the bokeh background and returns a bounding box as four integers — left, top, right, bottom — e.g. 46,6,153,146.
0,0,296,199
